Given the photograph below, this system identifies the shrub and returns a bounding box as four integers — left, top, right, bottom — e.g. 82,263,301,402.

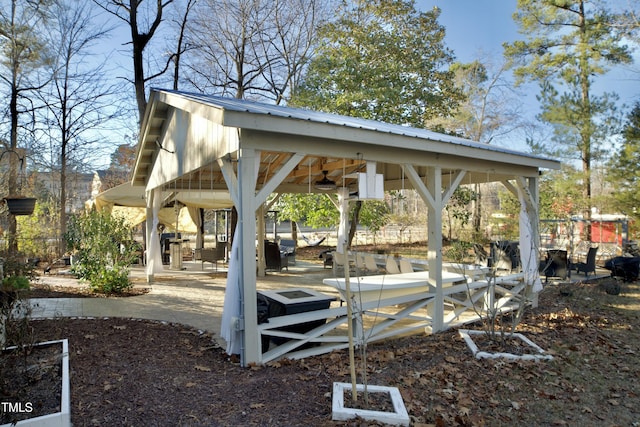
0,254,34,349
1,275,30,292
64,210,138,294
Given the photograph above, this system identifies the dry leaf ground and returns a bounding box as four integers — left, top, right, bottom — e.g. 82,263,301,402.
8,250,640,426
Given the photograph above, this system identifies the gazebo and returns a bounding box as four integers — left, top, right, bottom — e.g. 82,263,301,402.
132,88,561,366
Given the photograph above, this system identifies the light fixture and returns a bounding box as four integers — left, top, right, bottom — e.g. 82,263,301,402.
315,170,336,191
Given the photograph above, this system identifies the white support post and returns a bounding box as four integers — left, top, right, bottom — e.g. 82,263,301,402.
402,164,447,332
145,188,164,283
238,148,260,366
145,191,154,283
529,177,541,307
257,204,266,277
516,176,542,307
426,167,445,332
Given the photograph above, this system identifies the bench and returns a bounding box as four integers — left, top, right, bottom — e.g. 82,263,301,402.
200,246,226,271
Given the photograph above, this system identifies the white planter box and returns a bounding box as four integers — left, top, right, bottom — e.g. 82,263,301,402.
1,339,70,427
332,382,409,426
459,329,553,361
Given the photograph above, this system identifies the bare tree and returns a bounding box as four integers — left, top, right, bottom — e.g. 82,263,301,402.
0,0,52,251
38,0,124,254
186,0,272,99
185,0,328,102
94,0,176,122
260,0,329,104
169,0,197,90
426,56,526,235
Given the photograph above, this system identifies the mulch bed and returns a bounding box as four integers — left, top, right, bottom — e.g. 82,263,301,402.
28,282,150,299
3,272,640,425
1,342,62,424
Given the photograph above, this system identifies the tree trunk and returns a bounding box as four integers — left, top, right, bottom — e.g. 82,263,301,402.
7,68,19,253
578,0,592,241
291,220,298,242
473,183,482,234
59,154,67,256
348,201,362,247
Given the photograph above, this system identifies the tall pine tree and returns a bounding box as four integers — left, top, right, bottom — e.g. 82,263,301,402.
504,0,634,234
608,102,640,218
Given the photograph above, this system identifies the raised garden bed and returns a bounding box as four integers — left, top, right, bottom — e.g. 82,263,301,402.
1,339,70,427
332,382,409,426
459,329,554,361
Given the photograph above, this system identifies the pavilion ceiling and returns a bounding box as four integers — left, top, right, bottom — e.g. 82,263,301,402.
133,89,560,197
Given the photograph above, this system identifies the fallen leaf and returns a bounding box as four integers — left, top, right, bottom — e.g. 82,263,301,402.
250,403,265,409
401,376,416,386
194,365,211,372
608,399,620,406
113,325,126,330
510,401,521,410
84,334,95,339
185,382,197,388
379,351,395,361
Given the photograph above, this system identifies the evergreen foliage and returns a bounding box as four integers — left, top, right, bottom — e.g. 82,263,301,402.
292,0,463,127
504,0,634,220
65,210,138,294
608,102,640,219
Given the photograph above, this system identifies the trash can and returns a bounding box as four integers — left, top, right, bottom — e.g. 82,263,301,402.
170,241,182,270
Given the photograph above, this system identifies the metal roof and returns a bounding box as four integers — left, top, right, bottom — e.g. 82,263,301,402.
132,89,560,192
162,89,552,163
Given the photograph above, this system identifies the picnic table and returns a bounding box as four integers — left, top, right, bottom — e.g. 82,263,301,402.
323,271,467,303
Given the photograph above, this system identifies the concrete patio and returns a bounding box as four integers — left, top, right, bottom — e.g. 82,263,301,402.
29,260,340,349
28,257,612,354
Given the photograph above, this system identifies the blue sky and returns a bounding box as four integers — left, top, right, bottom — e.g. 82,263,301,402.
417,0,539,149
416,0,519,63
416,0,640,150
93,0,638,161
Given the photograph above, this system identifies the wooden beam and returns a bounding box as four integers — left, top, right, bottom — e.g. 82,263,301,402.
442,170,467,205
402,164,435,208
218,156,239,207
256,153,304,206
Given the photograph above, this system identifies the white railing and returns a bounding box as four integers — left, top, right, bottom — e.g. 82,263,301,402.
257,271,529,364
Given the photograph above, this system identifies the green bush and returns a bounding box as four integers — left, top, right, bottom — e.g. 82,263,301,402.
0,255,34,349
16,198,60,261
64,210,138,294
91,266,131,294
1,275,30,291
